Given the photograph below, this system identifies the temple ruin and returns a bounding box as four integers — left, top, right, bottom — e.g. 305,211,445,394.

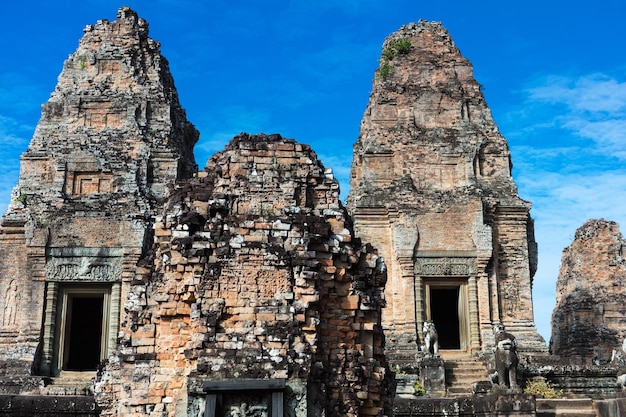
551,219,626,365
0,6,625,417
345,21,547,364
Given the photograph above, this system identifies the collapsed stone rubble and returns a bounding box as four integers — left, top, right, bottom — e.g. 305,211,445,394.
95,133,393,416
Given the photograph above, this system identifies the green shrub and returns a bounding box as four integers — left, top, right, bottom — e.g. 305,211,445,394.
377,61,392,79
394,37,412,54
523,379,563,399
413,380,425,396
13,188,28,206
381,46,395,61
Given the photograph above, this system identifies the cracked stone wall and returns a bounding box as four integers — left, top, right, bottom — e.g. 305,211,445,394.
346,21,546,365
94,133,393,417
0,5,197,391
551,219,626,364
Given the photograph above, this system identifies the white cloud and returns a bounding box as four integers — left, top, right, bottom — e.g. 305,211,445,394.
520,74,626,159
503,72,626,342
527,74,626,114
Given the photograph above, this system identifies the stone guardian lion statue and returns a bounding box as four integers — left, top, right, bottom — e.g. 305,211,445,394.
422,320,439,356
493,324,519,389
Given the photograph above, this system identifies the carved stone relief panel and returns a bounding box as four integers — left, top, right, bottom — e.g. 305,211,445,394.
501,280,520,318
45,248,123,282
64,171,114,195
2,280,19,327
415,257,476,277
363,152,394,185
222,393,270,417
200,379,285,417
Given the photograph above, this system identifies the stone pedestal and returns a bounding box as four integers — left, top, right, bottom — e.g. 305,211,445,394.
473,394,536,417
420,356,446,397
395,373,420,399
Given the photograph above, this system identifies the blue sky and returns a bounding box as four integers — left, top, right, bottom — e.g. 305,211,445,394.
1,1,626,343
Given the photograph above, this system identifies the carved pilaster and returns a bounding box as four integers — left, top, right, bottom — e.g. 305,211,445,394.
398,256,417,334
468,275,480,351
108,282,121,358
41,281,58,375
414,274,424,343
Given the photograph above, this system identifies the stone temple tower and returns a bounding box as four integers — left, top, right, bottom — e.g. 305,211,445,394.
0,7,197,388
346,21,547,367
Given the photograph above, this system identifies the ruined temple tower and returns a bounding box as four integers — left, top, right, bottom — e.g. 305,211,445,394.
347,21,547,366
0,7,198,387
0,8,392,416
551,219,626,364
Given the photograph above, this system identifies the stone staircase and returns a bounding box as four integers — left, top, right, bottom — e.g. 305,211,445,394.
442,354,490,397
536,398,596,417
39,371,95,396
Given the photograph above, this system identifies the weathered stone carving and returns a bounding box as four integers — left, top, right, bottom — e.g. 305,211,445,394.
415,258,474,276
2,280,19,327
613,338,626,363
492,324,519,389
225,398,269,417
346,20,546,366
501,282,520,319
45,254,122,282
422,320,439,356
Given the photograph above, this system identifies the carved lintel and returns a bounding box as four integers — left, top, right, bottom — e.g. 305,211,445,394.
415,257,475,276
45,254,122,282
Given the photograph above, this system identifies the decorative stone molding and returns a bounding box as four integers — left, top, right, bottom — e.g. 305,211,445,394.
45,248,122,282
415,257,476,277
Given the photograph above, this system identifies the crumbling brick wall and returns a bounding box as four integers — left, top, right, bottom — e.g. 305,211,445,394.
96,133,393,417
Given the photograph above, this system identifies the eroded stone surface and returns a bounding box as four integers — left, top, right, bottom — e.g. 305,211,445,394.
346,21,546,364
95,133,393,417
5,6,623,416
550,219,626,364
0,4,196,392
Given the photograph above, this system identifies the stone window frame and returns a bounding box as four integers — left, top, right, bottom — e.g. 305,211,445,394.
65,171,114,195
202,379,285,417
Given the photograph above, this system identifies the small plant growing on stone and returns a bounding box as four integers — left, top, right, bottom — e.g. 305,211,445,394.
394,37,412,55
381,45,396,61
377,37,411,80
413,380,425,396
523,379,563,399
13,187,28,206
377,60,392,79
78,55,86,70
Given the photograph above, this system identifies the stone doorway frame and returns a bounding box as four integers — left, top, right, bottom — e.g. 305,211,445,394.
414,252,481,353
423,279,469,351
202,379,285,417
40,247,123,376
55,285,111,373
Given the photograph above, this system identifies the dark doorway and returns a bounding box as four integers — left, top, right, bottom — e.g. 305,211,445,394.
65,296,103,371
429,287,460,349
